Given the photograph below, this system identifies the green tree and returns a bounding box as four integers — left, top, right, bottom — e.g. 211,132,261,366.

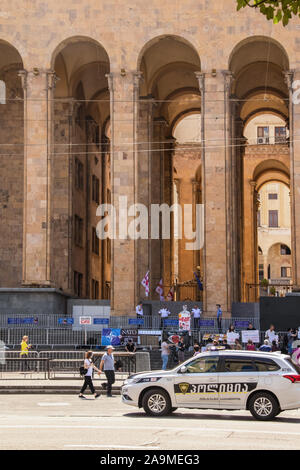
236,0,300,26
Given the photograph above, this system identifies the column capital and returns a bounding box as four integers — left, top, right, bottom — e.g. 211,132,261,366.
222,70,234,92
46,69,59,90
284,70,294,90
194,71,205,92
18,69,28,90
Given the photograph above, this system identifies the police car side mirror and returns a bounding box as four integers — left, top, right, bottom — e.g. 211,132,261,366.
179,366,187,374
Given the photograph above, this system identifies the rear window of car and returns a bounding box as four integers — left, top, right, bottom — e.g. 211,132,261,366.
222,357,256,373
254,358,280,372
285,357,300,374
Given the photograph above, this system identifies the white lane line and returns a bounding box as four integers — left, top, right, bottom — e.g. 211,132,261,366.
2,424,300,437
37,403,70,407
64,444,160,450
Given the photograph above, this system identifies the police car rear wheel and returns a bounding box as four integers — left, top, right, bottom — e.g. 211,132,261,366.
142,389,171,417
249,392,279,421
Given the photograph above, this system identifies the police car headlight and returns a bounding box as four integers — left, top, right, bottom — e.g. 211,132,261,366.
124,377,161,385
136,377,161,384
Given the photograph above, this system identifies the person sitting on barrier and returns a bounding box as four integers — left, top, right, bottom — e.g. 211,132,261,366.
20,336,31,371
79,351,101,400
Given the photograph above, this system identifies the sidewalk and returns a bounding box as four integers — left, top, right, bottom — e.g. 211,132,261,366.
0,376,124,394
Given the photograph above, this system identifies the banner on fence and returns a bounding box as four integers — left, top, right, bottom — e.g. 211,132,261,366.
163,319,179,327
58,318,74,325
101,328,122,346
234,320,250,329
200,319,215,327
8,317,36,325
93,318,109,325
241,330,260,343
128,318,144,326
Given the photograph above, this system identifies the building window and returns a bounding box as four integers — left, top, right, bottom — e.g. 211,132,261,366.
75,159,84,190
92,227,99,255
257,126,269,144
281,267,291,278
268,210,278,227
275,126,286,143
74,271,83,297
74,215,84,247
92,175,100,204
268,193,278,200
91,279,99,299
281,244,291,255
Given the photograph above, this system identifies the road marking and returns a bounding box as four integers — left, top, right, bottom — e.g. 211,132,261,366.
64,444,160,449
2,424,300,437
37,403,71,407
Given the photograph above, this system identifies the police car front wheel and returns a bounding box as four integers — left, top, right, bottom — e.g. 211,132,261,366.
142,389,172,417
248,392,279,421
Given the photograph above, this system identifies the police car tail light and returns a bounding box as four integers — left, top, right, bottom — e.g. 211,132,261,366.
283,375,300,383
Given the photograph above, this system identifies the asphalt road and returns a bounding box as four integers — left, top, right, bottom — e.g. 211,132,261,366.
1,394,300,450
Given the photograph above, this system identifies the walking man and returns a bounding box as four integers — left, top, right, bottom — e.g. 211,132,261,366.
99,345,116,397
79,351,101,399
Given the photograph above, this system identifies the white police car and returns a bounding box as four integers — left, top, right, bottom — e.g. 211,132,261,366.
122,349,300,420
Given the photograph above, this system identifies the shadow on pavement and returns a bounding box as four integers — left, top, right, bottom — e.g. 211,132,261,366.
123,411,300,424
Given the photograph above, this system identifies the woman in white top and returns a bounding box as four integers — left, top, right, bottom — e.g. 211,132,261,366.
79,351,101,399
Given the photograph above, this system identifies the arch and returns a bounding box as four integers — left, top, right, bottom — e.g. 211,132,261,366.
0,39,24,70
137,34,201,71
228,35,289,73
253,159,290,184
50,35,110,69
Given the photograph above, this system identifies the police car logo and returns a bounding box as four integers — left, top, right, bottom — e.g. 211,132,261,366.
178,382,190,394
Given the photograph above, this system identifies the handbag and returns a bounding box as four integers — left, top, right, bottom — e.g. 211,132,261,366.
79,366,88,376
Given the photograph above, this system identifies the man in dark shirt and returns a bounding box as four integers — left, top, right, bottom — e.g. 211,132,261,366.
125,339,136,353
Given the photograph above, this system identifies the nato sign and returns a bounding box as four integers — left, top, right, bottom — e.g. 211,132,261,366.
101,328,122,346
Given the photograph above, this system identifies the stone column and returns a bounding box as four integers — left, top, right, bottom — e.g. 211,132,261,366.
19,69,56,286
136,96,155,299
285,70,298,286
107,71,139,315
243,179,258,301
195,70,233,315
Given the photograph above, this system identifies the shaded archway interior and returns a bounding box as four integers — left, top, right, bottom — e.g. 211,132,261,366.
51,37,111,299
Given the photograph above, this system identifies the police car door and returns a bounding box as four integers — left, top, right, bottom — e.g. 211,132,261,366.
218,355,258,409
174,355,220,408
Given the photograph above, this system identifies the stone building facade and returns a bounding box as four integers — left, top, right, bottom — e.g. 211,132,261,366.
1,0,300,316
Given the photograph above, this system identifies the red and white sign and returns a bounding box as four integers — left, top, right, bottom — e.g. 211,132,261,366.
79,316,92,325
178,306,191,331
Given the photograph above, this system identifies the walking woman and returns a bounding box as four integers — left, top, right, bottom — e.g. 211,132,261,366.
79,351,101,399
20,335,31,371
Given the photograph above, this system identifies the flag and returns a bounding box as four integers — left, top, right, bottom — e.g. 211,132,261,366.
155,279,164,301
141,271,150,297
166,286,174,301
194,272,203,291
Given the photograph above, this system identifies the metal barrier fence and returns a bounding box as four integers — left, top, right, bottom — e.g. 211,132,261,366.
0,350,136,379
0,357,50,379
